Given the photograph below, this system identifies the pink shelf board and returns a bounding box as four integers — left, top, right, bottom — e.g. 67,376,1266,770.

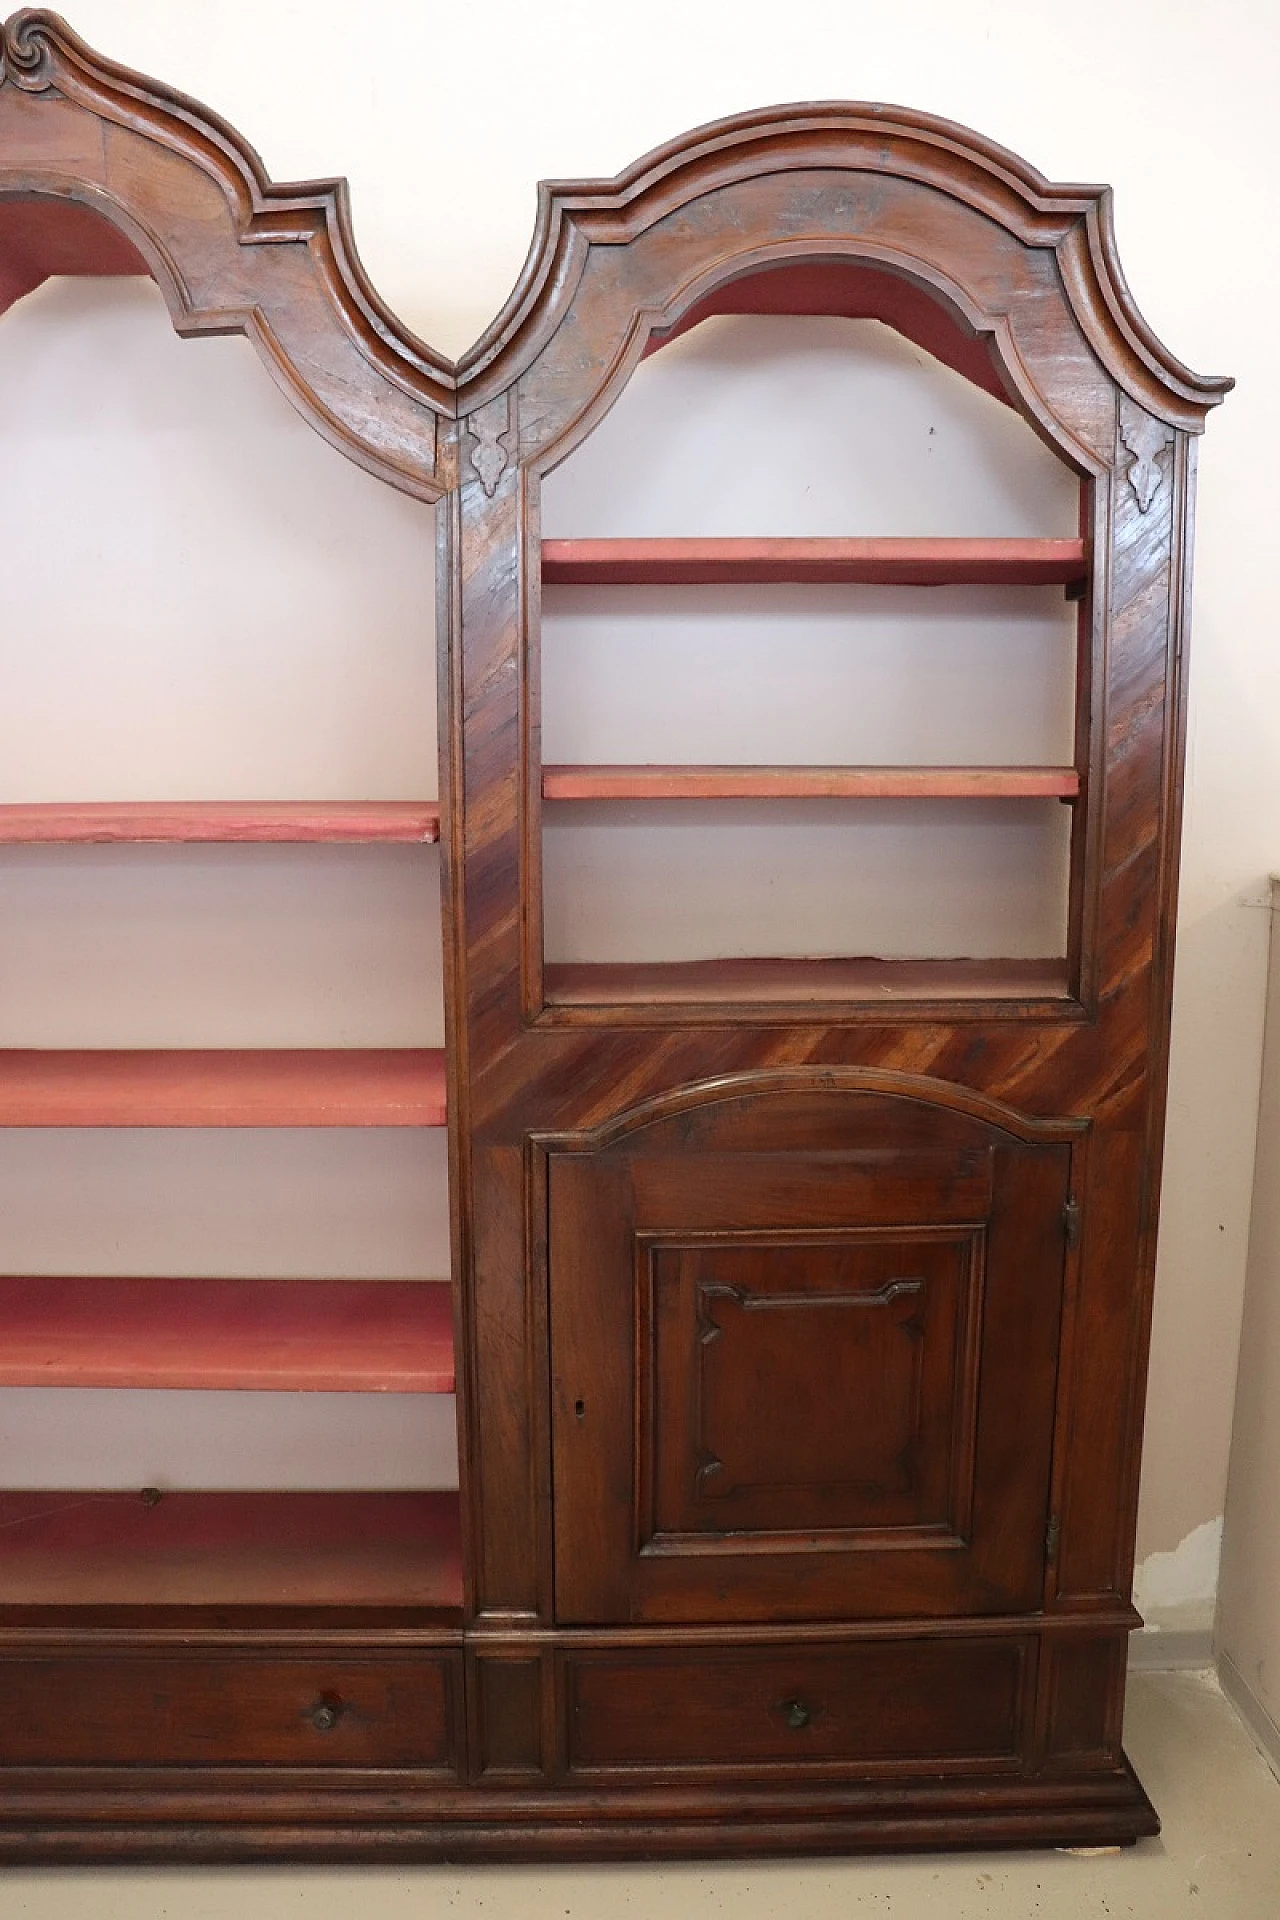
0,1277,455,1392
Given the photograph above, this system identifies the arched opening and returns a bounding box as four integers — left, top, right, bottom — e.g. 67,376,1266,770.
537,272,1086,1005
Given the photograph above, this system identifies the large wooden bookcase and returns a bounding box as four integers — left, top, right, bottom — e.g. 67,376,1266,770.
0,10,1230,1861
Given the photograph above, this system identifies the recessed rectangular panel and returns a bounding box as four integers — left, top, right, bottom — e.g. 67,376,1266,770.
640,1230,981,1549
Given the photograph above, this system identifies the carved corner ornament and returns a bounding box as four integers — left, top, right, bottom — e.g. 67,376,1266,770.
1121,409,1174,512
467,412,515,498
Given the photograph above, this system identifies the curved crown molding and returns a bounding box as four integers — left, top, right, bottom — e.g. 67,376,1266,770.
0,9,452,498
0,21,1233,470
456,101,1233,432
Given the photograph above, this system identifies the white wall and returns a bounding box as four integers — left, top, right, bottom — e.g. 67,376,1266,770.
1,0,1270,1616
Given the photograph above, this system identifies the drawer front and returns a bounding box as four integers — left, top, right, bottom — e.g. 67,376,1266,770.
564,1639,1031,1775
0,1651,462,1769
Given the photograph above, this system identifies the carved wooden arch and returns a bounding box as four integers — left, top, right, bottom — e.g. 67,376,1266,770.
535,1065,1090,1155
454,100,1231,491
0,8,451,500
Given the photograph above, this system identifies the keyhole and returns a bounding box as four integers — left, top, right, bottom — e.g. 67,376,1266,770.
574,1399,585,1420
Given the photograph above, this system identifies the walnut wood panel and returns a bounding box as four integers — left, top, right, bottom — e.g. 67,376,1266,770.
0,1276,455,1391
563,1639,1029,1775
0,1647,462,1769
548,1089,1073,1623
0,1490,464,1611
540,537,1088,587
0,1048,447,1125
0,802,441,844
474,1655,546,1777
542,765,1080,801
1039,1635,1128,1771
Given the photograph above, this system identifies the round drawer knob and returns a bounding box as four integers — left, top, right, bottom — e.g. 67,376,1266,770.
781,1698,811,1730
310,1702,340,1732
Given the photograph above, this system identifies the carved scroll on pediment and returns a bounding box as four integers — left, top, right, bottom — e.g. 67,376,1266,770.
0,10,55,90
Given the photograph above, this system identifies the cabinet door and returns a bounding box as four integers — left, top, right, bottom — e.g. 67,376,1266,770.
549,1099,1071,1624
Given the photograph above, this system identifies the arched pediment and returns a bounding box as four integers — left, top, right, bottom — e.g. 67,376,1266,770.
0,8,452,498
455,101,1231,458
1,15,1232,489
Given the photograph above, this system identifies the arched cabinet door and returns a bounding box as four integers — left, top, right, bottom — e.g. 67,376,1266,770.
544,1077,1084,1625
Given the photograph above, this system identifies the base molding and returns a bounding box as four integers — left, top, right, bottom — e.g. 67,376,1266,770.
0,1617,1158,1861
1219,1653,1280,1783
0,1761,1159,1863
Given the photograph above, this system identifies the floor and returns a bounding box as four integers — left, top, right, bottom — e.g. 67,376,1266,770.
2,1671,1278,1918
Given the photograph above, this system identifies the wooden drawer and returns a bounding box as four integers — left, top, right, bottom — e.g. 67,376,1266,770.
564,1638,1031,1776
0,1649,462,1770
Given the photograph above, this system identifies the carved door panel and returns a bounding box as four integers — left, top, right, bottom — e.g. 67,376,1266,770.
549,1103,1071,1624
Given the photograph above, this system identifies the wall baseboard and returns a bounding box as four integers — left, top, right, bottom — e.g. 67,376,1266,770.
1127,1627,1214,1671
1218,1652,1280,1784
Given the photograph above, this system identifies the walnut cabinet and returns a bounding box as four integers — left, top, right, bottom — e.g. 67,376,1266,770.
0,10,1230,1861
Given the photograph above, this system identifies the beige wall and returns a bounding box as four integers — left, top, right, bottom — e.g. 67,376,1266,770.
1218,884,1280,1743
2,0,1273,1615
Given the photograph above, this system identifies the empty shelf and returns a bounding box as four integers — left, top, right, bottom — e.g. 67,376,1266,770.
0,1277,455,1392
0,801,440,844
0,1490,463,1612
0,1049,448,1126
544,956,1073,1007
541,537,1088,587
542,765,1080,801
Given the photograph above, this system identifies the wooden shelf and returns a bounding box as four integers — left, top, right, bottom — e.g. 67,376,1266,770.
541,537,1088,588
542,765,1080,802
0,1049,448,1127
0,801,440,844
0,1490,463,1612
0,1277,455,1392
545,956,1072,1007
